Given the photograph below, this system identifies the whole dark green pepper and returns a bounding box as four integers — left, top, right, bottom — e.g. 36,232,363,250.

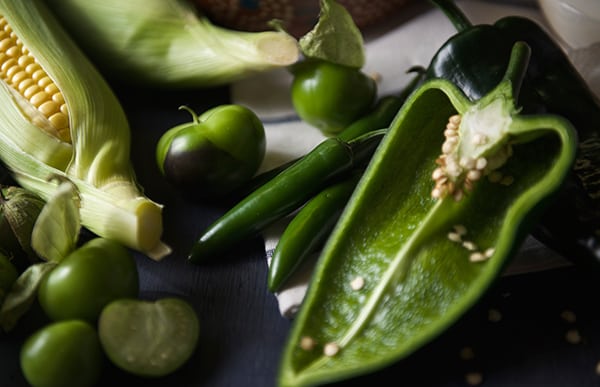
155,104,266,198
428,0,600,271
291,59,377,136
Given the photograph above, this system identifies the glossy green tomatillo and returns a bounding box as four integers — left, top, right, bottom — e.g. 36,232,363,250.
291,59,377,136
20,320,103,387
156,104,266,198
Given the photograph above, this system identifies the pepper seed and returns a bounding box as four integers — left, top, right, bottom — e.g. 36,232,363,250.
469,252,486,262
462,240,478,251
465,372,483,386
350,276,365,291
449,114,461,125
560,309,577,323
565,329,582,344
475,157,487,170
447,231,462,243
323,342,340,357
299,336,316,351
453,224,468,235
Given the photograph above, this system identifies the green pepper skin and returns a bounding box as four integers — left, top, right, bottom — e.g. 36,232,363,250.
278,42,577,387
268,173,361,293
188,132,383,263
291,59,377,136
428,0,600,271
156,104,266,198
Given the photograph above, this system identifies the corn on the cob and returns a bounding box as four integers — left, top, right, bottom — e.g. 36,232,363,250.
44,0,300,87
0,0,170,260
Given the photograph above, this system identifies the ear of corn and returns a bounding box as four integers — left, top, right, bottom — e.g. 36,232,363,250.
43,0,300,87
0,0,170,260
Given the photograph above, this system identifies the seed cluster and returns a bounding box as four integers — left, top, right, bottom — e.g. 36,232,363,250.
447,224,495,263
0,16,70,142
432,115,489,201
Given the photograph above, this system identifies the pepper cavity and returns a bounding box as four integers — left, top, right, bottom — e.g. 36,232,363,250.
432,102,514,201
0,15,70,143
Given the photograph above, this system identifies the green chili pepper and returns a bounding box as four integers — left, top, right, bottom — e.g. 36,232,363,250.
428,0,600,271
268,173,361,293
234,94,405,200
278,42,577,387
265,87,418,283
188,131,384,263
237,71,424,199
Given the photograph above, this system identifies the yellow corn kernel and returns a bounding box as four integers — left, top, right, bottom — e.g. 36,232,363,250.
0,15,70,143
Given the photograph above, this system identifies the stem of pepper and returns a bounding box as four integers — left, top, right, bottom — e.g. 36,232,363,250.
429,0,473,32
502,41,531,104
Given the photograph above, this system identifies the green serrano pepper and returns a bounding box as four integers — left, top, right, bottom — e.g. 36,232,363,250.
235,72,423,199
234,95,403,199
188,130,384,263
267,173,361,293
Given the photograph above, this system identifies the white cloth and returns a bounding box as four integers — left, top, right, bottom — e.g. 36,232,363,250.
231,1,573,318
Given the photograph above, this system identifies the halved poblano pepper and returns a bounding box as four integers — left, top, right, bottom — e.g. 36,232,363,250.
278,42,577,387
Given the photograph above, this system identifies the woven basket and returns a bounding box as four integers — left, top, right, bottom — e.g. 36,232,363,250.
193,0,417,38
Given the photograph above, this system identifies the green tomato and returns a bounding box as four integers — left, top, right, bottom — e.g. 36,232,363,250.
20,320,103,387
156,104,266,198
98,297,200,378
291,59,377,136
38,238,139,322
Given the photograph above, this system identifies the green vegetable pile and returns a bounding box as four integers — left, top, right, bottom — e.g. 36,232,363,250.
0,0,599,386
0,181,200,387
188,0,599,386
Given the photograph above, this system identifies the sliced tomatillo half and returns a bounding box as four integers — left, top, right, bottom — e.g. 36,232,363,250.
278,42,577,387
98,297,200,378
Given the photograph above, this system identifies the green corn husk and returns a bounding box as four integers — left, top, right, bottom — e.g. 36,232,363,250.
0,186,45,267
0,0,170,260
44,0,300,87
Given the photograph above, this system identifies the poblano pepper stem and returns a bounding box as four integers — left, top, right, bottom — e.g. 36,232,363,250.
278,41,577,387
188,130,385,263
